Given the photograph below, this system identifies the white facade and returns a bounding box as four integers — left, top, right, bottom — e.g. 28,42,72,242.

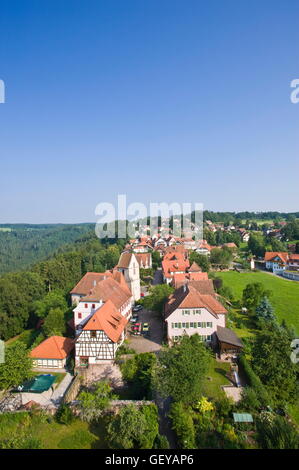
75,329,125,365
166,307,226,344
118,253,141,301
32,358,67,369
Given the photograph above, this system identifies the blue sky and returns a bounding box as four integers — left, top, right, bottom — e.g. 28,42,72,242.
0,0,298,223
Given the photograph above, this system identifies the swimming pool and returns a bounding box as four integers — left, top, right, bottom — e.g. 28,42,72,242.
16,374,56,393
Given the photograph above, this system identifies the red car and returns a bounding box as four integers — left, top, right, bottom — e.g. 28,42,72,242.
132,323,142,335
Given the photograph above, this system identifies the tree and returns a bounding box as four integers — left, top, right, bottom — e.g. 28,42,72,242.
256,296,275,322
153,335,211,403
152,251,161,270
242,282,271,313
0,342,33,390
107,404,159,449
33,290,67,319
270,239,286,252
78,381,115,422
189,252,210,272
210,248,233,268
42,307,65,337
251,324,298,405
248,234,265,257
169,402,196,449
120,352,156,399
142,284,174,313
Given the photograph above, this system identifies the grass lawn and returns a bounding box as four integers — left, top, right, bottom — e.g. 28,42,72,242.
0,412,107,449
202,358,231,400
217,271,299,334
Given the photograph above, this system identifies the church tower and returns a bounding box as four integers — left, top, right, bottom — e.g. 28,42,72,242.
117,252,141,301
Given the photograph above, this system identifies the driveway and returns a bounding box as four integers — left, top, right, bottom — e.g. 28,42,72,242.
153,268,163,285
128,308,164,353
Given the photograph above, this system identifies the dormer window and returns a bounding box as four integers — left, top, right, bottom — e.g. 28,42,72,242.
90,331,97,338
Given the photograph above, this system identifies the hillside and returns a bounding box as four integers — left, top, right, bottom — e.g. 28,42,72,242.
0,224,94,274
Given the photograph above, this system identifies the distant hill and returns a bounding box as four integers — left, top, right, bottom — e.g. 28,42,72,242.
0,223,94,274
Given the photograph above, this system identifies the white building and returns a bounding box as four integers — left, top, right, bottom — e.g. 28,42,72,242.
165,284,227,345
117,252,141,301
70,271,133,367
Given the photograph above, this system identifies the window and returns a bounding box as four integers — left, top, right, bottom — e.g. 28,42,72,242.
182,322,186,328
207,322,212,328
90,331,97,338
78,313,82,319
85,304,88,308
92,304,95,309
190,322,194,328
207,335,211,341
197,322,202,327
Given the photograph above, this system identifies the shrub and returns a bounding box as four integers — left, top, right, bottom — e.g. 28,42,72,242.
169,402,196,449
153,434,170,449
238,355,271,407
56,404,75,425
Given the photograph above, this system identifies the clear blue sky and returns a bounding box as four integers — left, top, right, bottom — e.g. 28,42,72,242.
0,0,298,223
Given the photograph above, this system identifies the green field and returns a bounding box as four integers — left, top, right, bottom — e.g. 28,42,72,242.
202,358,231,400
0,412,107,449
217,271,299,334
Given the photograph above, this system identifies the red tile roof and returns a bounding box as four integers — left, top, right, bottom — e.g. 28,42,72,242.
81,277,132,309
165,285,227,319
30,336,74,359
83,299,128,342
264,252,289,264
70,272,112,295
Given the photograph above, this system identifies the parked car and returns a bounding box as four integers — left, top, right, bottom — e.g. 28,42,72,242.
130,316,138,323
132,305,143,312
142,323,149,333
132,323,142,335
140,293,145,298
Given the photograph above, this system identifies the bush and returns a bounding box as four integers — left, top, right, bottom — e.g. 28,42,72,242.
238,355,271,407
56,404,75,425
169,402,196,449
153,434,170,449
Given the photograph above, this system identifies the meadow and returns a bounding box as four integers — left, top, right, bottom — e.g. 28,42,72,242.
217,271,299,334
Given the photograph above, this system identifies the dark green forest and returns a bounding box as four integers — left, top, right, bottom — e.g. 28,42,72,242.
0,224,95,274
0,229,126,341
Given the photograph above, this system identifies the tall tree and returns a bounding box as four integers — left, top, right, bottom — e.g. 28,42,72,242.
153,334,211,403
0,342,33,390
251,324,298,404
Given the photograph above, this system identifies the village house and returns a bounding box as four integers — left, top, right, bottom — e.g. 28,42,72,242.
30,336,74,369
164,283,227,345
265,251,299,273
75,299,128,366
162,253,190,284
264,252,289,272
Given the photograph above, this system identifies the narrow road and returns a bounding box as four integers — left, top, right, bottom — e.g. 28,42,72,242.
153,268,163,285
155,393,177,449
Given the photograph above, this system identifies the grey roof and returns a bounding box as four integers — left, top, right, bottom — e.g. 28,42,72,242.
216,326,244,348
